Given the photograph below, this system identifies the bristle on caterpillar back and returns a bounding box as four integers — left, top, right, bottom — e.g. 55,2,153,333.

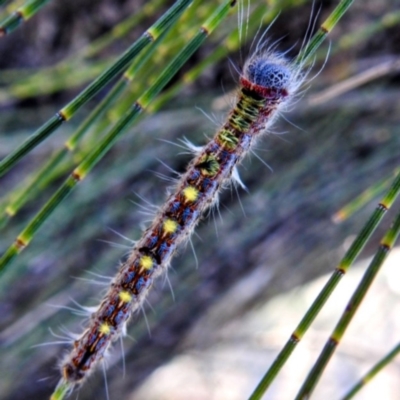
56,44,304,392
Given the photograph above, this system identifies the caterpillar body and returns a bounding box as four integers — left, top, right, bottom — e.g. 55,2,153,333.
59,48,304,388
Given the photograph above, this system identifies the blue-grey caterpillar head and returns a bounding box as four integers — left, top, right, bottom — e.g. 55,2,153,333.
245,57,291,90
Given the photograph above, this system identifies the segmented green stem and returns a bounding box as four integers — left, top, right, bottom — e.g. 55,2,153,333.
0,0,193,177
0,0,169,101
0,0,235,274
295,0,355,65
333,167,400,222
0,0,51,36
248,169,400,400
0,149,67,228
340,342,400,400
295,210,400,399
0,22,170,229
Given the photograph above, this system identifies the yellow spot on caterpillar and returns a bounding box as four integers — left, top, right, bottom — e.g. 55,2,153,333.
99,323,111,335
140,255,153,270
163,218,178,234
182,186,198,202
119,291,132,303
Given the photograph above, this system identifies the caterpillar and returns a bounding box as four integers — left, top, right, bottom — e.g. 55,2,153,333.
54,43,305,395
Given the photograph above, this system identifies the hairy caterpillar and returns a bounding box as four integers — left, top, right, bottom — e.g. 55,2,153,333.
55,44,305,394
2,1,399,399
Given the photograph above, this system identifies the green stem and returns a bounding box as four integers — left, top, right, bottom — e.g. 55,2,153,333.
295,210,400,399
340,342,400,400
295,0,355,65
0,0,193,177
333,167,400,222
0,0,51,36
248,170,400,400
50,380,70,400
0,23,169,228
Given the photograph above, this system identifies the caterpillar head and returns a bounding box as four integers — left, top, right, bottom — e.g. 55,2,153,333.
245,57,291,90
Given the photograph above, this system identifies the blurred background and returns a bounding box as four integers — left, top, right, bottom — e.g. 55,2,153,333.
0,0,400,399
